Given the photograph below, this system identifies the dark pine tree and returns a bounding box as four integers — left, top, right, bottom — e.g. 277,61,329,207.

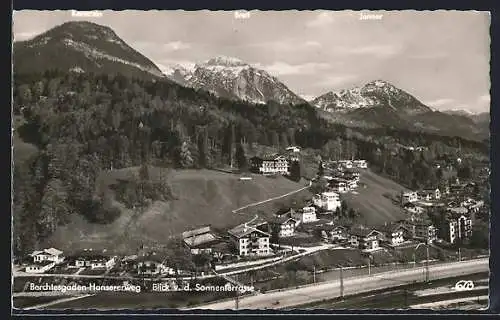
289,160,301,182
235,143,248,172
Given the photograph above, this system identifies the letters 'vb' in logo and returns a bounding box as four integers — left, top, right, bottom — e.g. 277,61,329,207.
454,280,474,291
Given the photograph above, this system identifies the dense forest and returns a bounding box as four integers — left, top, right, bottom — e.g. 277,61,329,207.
12,71,489,257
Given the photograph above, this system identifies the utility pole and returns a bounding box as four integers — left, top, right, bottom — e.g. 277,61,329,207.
458,247,461,262
313,265,316,283
339,266,344,300
368,257,371,276
425,244,430,283
235,289,239,310
404,289,408,308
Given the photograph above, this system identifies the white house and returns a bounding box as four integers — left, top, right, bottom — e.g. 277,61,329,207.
135,254,175,276
401,192,418,205
403,203,425,215
70,250,116,270
321,225,349,243
228,223,271,257
313,192,341,212
353,160,368,169
29,248,65,264
377,223,406,246
268,217,297,238
25,261,56,274
286,146,301,153
249,155,289,175
328,178,348,194
418,188,441,201
291,206,318,224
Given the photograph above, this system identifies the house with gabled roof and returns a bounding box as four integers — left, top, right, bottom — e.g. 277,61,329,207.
228,222,271,257
319,225,349,243
249,154,289,175
267,216,297,238
134,253,175,276
349,226,384,252
376,222,407,246
29,248,65,264
182,226,224,255
66,249,116,270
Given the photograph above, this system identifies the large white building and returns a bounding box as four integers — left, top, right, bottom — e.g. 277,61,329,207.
249,155,289,175
291,206,318,224
228,223,271,257
313,192,341,212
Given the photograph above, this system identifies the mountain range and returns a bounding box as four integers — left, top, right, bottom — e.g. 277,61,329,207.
13,21,489,141
163,56,305,105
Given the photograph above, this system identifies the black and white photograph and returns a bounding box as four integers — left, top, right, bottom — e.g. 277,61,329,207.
11,10,490,311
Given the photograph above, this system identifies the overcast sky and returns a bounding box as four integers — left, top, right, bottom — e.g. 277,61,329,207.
13,10,491,113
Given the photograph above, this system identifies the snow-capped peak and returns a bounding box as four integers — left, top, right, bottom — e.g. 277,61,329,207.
204,56,248,67
163,55,304,105
312,79,431,115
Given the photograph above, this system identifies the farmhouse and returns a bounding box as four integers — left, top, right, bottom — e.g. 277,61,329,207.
182,226,223,255
249,154,289,175
228,223,271,257
29,248,65,264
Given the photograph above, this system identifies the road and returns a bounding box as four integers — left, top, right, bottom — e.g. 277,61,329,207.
232,180,312,214
187,258,488,310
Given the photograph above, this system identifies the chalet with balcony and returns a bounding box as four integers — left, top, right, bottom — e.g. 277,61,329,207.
249,154,289,175
268,216,297,238
320,225,349,243
376,223,406,246
228,223,271,257
349,226,383,251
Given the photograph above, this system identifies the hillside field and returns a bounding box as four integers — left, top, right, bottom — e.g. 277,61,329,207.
343,169,409,226
45,168,308,253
